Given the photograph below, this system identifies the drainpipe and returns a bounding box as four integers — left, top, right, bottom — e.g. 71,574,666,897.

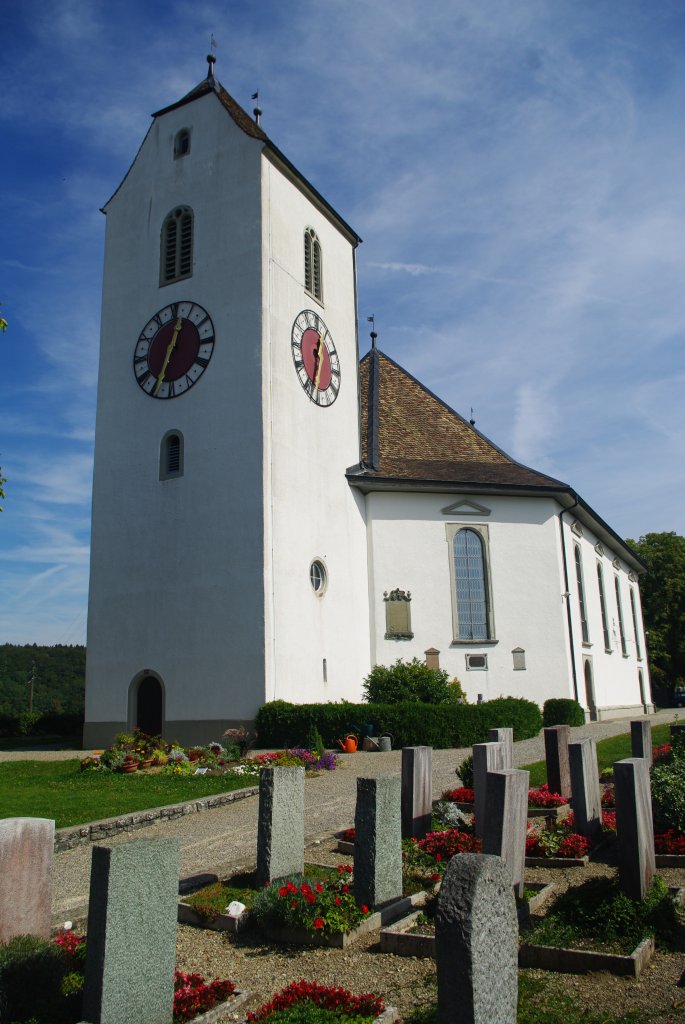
558,499,580,703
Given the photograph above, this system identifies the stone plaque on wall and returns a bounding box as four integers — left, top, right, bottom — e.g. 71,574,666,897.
384,589,413,639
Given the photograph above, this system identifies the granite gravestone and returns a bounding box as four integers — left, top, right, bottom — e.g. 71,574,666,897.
435,853,517,1024
487,728,513,769
82,838,179,1024
630,720,652,763
569,738,602,838
543,725,572,798
256,766,305,885
614,757,656,901
473,742,506,839
354,776,402,908
0,817,54,943
482,768,529,898
401,746,433,839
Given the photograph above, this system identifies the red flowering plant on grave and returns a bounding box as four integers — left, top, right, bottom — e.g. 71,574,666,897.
252,866,370,935
173,969,236,1022
443,786,475,804
652,742,672,765
525,817,590,859
52,927,86,958
527,783,568,808
247,979,385,1022
654,829,685,854
402,827,482,888
601,810,617,833
601,788,615,808
339,827,356,842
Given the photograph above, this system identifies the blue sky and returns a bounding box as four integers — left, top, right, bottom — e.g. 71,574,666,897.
2,0,684,645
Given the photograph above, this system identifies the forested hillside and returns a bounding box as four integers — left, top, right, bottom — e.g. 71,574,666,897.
0,644,85,716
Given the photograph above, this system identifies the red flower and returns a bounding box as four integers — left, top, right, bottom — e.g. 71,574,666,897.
335,896,342,905
315,883,324,893
305,893,316,904
279,886,288,897
314,917,324,929
361,905,369,914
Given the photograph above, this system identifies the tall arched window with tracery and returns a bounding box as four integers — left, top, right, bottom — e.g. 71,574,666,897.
452,527,490,640
304,227,323,301
161,206,193,285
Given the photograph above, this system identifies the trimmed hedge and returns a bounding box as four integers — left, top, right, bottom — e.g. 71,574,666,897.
255,697,542,750
0,711,84,738
542,698,585,728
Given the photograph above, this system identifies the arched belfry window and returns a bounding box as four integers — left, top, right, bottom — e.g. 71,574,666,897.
446,525,494,642
304,227,323,301
160,430,184,480
174,129,191,158
161,206,193,285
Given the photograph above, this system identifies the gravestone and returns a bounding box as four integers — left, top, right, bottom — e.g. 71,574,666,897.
630,720,652,763
569,739,602,838
543,725,571,798
614,757,656,901
482,768,529,898
435,853,517,1024
401,746,433,839
82,838,179,1024
354,776,402,908
473,742,506,838
487,728,513,768
0,817,54,943
256,766,305,885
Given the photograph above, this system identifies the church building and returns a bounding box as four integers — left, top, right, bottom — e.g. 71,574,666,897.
83,59,652,748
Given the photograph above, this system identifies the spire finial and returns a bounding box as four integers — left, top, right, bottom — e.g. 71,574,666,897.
207,34,217,80
367,315,377,350
469,408,476,427
252,91,262,125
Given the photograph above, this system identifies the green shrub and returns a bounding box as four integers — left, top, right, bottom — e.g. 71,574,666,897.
457,754,473,787
542,698,585,727
0,934,82,1023
651,757,685,834
255,697,542,750
362,658,458,705
305,724,325,758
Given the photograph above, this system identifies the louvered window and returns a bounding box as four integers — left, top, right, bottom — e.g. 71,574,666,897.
161,207,193,285
304,228,323,301
160,431,184,480
174,129,191,158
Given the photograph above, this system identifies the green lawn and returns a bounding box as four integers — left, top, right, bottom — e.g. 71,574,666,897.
522,722,673,788
0,761,256,828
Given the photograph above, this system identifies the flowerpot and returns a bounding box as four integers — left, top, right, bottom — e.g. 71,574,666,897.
120,762,138,773
139,759,153,770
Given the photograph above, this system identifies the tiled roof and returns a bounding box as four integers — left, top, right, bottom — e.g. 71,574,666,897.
354,349,568,491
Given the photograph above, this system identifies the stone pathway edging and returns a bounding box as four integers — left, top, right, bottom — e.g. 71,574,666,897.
54,784,259,852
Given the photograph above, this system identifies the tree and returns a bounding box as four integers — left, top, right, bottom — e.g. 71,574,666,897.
627,532,685,696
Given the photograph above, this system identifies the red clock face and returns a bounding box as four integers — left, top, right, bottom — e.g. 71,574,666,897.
291,310,340,406
134,301,215,399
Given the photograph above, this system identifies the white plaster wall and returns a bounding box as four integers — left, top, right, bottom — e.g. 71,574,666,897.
563,520,650,715
366,493,573,707
86,92,267,729
261,160,371,704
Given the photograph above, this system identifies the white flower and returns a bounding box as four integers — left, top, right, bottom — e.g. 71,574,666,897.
63,921,73,931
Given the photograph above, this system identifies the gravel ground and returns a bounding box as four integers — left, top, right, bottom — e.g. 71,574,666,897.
18,709,684,1021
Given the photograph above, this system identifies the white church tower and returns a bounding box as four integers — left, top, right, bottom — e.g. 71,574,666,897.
84,58,371,746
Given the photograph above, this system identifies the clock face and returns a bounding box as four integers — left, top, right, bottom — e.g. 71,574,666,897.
133,301,215,399
291,310,341,407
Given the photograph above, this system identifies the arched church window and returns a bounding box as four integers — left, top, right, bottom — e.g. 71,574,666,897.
597,562,611,652
614,575,627,656
161,206,193,285
574,543,590,644
160,430,184,480
304,228,323,301
629,587,642,660
451,527,492,641
174,128,191,158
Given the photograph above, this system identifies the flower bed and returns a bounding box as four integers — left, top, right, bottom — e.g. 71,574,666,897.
246,979,395,1023
524,811,614,866
402,828,482,891
442,784,570,819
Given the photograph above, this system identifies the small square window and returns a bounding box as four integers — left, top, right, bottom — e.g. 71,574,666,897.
466,653,487,671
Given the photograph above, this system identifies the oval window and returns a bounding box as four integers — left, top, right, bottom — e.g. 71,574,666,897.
310,559,327,595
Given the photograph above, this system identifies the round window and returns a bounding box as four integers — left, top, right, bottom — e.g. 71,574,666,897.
309,559,327,595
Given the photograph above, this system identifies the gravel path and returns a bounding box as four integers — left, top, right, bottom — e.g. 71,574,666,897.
7,709,679,1022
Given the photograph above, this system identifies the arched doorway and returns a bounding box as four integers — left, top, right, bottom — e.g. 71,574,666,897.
136,676,163,736
583,657,597,721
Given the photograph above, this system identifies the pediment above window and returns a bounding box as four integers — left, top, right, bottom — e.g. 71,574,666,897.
441,498,491,516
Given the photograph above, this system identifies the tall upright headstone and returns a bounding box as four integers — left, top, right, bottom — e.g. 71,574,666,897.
569,739,602,838
256,766,305,885
487,728,513,768
83,838,179,1024
614,757,656,901
354,776,402,908
473,742,506,838
435,853,517,1024
401,746,433,839
630,720,652,763
543,725,572,798
482,768,529,898
0,817,54,943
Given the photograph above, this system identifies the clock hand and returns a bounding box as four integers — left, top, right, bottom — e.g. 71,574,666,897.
313,330,326,390
154,317,184,395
